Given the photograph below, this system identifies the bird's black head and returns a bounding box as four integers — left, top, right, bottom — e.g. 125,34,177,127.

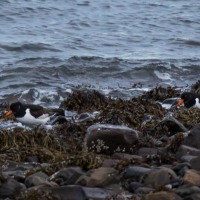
180,92,197,108
10,102,25,117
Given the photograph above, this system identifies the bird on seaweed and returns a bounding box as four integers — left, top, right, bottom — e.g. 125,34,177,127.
177,92,200,108
3,101,65,126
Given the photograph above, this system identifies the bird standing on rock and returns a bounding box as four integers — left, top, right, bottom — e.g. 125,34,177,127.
177,92,200,108
3,101,65,126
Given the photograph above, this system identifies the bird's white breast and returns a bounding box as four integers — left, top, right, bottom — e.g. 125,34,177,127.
16,109,50,126
195,98,200,109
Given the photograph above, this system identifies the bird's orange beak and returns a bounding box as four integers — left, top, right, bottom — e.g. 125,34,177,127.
4,110,13,118
177,99,184,107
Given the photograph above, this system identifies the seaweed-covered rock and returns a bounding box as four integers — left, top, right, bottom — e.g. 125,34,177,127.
174,108,200,129
60,89,109,112
98,97,166,130
85,124,139,155
142,86,181,101
155,116,188,136
191,80,200,94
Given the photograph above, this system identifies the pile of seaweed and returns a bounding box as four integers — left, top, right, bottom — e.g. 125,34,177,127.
1,81,200,200
0,86,190,166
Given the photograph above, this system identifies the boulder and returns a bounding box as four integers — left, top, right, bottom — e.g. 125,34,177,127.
183,125,200,148
85,124,139,154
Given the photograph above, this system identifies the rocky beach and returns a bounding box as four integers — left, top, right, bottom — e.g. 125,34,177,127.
0,81,200,200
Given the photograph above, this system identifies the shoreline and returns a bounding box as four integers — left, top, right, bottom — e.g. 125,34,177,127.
0,81,200,199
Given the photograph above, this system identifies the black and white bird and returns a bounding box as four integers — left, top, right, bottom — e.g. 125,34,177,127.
3,101,65,126
177,92,200,108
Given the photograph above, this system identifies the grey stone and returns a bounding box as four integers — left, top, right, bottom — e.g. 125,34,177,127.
85,124,139,154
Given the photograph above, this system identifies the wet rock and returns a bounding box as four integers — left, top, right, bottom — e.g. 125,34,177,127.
189,193,200,200
124,166,151,181
2,161,19,171
138,147,158,157
75,113,95,123
102,159,119,168
176,185,200,197
189,156,200,171
111,153,143,163
26,155,38,163
86,167,119,187
50,185,110,200
183,170,200,186
75,175,90,186
126,181,143,193
176,145,200,159
155,116,188,135
50,185,86,200
24,171,49,188
143,167,177,189
180,155,197,163
135,186,154,195
143,191,182,200
172,162,191,176
0,174,25,199
183,125,200,148
3,170,25,182
17,187,61,200
85,124,139,154
49,167,84,185
82,187,109,200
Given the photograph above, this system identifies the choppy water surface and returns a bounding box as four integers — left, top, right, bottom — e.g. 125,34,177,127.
0,0,200,106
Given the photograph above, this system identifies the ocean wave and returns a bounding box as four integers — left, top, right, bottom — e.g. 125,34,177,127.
0,43,61,52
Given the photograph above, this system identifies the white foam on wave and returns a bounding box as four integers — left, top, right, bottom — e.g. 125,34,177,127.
18,88,65,107
154,70,171,80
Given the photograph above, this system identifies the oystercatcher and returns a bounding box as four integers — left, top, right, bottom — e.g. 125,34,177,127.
3,101,65,126
177,92,200,108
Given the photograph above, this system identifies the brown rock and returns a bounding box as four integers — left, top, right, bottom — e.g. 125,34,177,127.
144,167,177,189
102,159,119,168
112,153,143,163
143,191,182,200
176,145,200,159
183,170,200,186
24,172,49,188
86,167,119,187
